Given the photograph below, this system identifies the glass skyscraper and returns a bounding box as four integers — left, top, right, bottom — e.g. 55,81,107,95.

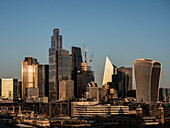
49,29,71,101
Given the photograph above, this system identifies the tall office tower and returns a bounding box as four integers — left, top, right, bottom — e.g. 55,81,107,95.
22,57,39,100
71,46,83,97
115,67,132,98
0,78,18,101
38,64,49,97
134,59,162,103
49,29,71,101
102,57,117,86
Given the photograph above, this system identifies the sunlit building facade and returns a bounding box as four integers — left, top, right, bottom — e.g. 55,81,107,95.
0,78,18,101
134,59,162,103
102,56,117,86
22,57,39,100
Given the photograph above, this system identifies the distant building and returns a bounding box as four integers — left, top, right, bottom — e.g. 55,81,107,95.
71,46,83,98
59,80,74,100
22,57,39,100
86,82,99,101
134,59,162,103
0,78,18,101
102,57,117,86
76,61,94,98
112,67,132,98
71,101,129,117
38,64,49,97
159,88,170,102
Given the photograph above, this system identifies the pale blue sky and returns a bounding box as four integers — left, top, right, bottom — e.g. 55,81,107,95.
0,0,170,88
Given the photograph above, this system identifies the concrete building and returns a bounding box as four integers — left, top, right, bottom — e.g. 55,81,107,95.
86,82,99,101
22,57,39,100
59,80,74,100
134,59,162,103
71,101,129,117
0,78,18,101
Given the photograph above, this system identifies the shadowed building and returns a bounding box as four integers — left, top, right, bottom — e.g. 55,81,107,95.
71,46,83,98
116,67,132,98
134,59,162,103
38,64,49,97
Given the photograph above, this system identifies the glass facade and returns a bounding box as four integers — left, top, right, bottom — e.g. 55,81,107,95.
49,29,71,101
38,64,49,97
22,57,39,99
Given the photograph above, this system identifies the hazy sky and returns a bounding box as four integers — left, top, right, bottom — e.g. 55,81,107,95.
0,0,170,88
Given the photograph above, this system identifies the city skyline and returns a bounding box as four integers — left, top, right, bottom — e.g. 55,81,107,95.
0,0,170,88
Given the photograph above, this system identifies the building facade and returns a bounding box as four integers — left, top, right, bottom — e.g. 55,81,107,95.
59,80,74,100
22,57,39,100
71,46,83,98
38,64,49,97
134,59,162,103
0,78,18,101
102,57,117,86
49,29,71,101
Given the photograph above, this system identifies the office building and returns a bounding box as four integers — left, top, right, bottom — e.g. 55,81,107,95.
71,46,83,98
0,78,18,101
71,101,129,117
59,80,74,100
76,61,94,98
102,57,117,86
22,57,39,100
134,59,162,102
38,64,49,97
49,29,71,101
86,82,99,101
115,67,132,98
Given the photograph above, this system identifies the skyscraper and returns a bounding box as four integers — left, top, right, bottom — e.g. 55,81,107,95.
38,64,49,97
49,29,62,101
102,57,117,86
49,29,72,101
71,46,83,97
134,59,162,103
22,57,39,100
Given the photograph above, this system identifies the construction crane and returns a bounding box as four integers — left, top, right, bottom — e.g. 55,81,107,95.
81,40,88,62
89,54,93,71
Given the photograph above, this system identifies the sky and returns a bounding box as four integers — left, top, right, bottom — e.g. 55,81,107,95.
0,0,170,88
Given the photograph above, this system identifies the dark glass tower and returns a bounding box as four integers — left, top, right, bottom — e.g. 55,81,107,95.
38,64,49,97
71,47,83,97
